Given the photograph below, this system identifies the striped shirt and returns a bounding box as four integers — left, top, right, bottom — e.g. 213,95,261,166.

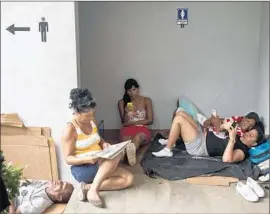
71,120,102,158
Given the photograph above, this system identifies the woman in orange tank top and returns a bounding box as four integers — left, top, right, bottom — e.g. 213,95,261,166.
62,88,133,208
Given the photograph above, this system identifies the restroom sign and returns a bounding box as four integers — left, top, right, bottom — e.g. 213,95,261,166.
177,8,188,28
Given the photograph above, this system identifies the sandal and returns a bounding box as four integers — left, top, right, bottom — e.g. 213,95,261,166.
88,198,105,208
126,143,136,166
77,182,88,201
87,191,105,208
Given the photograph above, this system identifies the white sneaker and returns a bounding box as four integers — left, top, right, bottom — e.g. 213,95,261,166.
158,139,176,147
259,174,269,182
196,113,207,126
246,177,265,198
158,139,168,145
258,159,269,171
236,181,259,202
152,148,173,157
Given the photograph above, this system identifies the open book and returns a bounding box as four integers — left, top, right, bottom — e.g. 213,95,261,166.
93,140,131,159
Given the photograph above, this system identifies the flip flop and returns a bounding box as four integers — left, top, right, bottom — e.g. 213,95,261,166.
88,197,105,208
77,182,88,201
126,143,136,166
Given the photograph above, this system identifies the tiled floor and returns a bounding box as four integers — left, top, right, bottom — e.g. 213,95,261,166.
65,164,269,213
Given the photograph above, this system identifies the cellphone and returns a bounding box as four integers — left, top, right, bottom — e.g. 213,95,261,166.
212,110,217,117
127,102,133,110
231,121,237,128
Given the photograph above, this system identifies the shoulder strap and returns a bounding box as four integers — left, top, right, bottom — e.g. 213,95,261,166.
70,120,82,134
90,120,98,133
142,97,148,109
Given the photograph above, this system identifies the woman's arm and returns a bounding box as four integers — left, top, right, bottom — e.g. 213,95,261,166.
118,100,130,124
219,118,234,131
203,116,224,129
9,200,18,214
92,119,110,149
61,124,99,165
222,126,245,163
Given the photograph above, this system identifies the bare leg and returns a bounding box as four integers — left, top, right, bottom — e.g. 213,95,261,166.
153,111,198,157
166,111,198,149
122,136,132,141
133,132,147,149
176,110,198,129
87,154,122,205
172,109,178,121
160,109,184,142
85,167,134,191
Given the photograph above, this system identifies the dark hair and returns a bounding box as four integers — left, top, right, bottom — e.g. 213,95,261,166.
245,112,260,124
50,184,74,203
60,185,74,203
253,125,265,143
257,121,265,134
69,88,96,113
122,78,139,107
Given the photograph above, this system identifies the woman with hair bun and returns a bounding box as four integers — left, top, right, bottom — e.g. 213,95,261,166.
61,88,134,208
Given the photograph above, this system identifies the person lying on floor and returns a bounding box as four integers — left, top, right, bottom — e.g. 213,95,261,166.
160,95,261,142
8,180,74,214
62,88,134,208
118,78,153,166
152,110,264,163
159,110,261,146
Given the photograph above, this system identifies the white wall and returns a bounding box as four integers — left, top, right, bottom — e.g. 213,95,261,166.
1,2,78,180
256,2,269,134
78,2,262,129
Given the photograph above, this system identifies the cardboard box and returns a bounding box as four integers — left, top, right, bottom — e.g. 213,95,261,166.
1,125,42,136
1,114,59,180
1,113,24,127
186,176,239,186
43,204,66,214
1,114,64,214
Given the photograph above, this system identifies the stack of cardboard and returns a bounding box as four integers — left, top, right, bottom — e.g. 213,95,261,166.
186,176,239,186
1,113,58,180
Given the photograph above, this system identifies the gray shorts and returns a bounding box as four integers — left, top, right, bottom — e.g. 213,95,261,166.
184,125,209,157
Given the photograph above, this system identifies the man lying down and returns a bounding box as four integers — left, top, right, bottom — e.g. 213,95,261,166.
152,109,265,163
9,180,74,214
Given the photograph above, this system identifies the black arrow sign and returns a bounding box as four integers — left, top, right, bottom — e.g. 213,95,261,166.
6,24,30,35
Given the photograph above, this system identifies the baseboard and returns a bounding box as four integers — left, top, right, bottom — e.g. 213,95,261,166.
103,129,169,144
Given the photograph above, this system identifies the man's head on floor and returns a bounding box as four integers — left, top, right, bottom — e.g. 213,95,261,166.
240,124,264,148
46,180,74,203
239,112,260,131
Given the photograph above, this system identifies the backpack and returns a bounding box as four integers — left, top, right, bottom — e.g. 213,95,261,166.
249,138,270,164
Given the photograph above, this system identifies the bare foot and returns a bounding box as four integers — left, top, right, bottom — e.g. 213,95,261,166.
77,182,88,201
85,183,91,190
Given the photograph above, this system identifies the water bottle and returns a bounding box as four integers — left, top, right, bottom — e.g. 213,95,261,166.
98,120,105,138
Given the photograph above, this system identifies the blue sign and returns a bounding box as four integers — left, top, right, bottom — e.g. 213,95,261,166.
177,8,188,27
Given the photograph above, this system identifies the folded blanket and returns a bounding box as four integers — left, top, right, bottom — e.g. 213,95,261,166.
141,140,260,180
